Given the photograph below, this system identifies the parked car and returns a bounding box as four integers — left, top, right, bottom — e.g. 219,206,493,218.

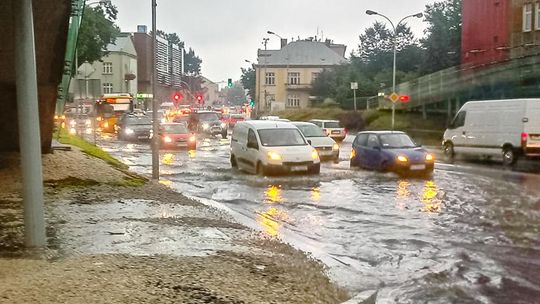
227,113,246,128
116,113,152,141
292,122,340,163
159,123,196,150
443,99,540,166
230,121,321,175
309,119,347,141
188,111,227,138
350,131,435,176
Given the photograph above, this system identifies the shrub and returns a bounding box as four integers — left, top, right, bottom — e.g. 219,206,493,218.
336,112,364,131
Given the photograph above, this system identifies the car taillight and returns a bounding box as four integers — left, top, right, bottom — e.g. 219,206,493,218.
344,128,348,135
521,132,528,148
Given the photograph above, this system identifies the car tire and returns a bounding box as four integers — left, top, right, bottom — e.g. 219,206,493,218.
256,162,267,176
230,155,238,168
350,159,358,168
308,163,321,174
502,147,518,166
443,142,455,162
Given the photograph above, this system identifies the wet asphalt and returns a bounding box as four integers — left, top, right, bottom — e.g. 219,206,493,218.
95,133,540,303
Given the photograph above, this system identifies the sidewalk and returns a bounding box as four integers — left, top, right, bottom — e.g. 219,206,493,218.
0,148,348,304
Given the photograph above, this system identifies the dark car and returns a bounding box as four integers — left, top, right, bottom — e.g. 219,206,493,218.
188,111,227,138
116,113,152,141
350,131,435,176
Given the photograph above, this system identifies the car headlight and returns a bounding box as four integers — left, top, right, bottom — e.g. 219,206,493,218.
332,143,339,151
163,136,172,143
350,148,356,159
103,121,109,128
202,123,209,130
426,153,435,162
267,151,282,161
221,122,226,128
397,155,408,163
189,136,196,142
311,149,319,160
125,128,134,135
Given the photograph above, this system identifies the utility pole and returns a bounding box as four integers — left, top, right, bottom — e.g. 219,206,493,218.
260,38,269,116
151,0,159,180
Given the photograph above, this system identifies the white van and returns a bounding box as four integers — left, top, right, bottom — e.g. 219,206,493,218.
443,99,540,165
230,121,321,175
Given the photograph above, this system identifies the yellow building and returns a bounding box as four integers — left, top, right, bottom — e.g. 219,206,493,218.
255,39,347,114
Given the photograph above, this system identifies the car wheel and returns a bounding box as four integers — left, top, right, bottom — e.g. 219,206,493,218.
443,142,455,162
308,163,321,174
256,162,267,176
502,147,517,166
230,155,238,168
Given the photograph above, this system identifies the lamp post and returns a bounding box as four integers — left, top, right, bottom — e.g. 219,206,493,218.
151,0,159,180
366,10,423,131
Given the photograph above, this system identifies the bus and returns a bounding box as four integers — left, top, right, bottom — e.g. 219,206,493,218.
95,93,133,133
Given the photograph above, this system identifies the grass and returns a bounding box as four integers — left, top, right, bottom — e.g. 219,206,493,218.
56,128,128,170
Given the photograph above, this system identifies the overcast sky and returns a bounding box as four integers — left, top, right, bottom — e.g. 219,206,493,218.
112,0,432,83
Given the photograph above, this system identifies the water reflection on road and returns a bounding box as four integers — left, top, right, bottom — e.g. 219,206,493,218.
97,133,540,303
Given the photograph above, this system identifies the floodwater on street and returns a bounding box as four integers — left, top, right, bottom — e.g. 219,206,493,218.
97,133,540,303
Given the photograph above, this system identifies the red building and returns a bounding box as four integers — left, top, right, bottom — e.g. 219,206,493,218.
461,0,511,66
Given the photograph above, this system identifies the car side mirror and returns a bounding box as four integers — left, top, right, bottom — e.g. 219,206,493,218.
307,139,312,145
247,141,258,150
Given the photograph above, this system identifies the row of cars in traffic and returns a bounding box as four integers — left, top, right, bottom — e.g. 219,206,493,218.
229,120,435,177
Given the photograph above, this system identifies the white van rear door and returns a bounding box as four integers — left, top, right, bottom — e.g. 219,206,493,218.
525,101,540,148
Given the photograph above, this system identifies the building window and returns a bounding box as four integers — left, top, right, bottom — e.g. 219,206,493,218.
286,94,300,108
288,72,300,85
311,72,320,83
536,3,540,30
103,62,113,74
265,72,275,85
523,3,533,32
103,83,113,94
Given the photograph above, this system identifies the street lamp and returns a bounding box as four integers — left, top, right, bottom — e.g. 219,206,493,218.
267,31,283,39
366,10,423,130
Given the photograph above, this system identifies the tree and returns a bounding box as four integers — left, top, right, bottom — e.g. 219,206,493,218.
223,83,247,105
240,67,256,100
420,0,463,73
184,48,202,76
77,2,120,65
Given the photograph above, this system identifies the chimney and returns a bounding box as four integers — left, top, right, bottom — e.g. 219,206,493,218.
281,38,288,49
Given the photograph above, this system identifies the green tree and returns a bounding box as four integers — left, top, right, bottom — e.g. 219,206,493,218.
77,2,120,64
240,67,256,100
184,48,202,76
420,0,463,73
223,83,247,105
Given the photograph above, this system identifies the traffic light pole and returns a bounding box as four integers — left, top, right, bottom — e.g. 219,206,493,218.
151,0,159,180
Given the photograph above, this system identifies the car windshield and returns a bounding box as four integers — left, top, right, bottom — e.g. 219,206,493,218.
197,113,219,121
296,125,326,137
324,122,341,128
161,124,188,133
258,129,307,147
124,116,151,125
379,133,416,149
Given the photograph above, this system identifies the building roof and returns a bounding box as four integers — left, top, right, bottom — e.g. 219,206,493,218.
258,40,347,67
106,35,137,57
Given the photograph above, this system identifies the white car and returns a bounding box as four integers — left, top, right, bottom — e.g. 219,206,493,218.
230,121,321,175
292,122,340,163
443,98,540,166
309,119,347,141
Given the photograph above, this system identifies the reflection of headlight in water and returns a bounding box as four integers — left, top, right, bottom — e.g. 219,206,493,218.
125,128,134,135
69,128,76,135
202,123,209,130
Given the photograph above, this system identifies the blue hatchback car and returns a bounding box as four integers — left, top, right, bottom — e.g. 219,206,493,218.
350,131,435,175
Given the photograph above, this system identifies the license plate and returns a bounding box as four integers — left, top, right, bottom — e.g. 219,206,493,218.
331,130,341,134
410,164,426,171
137,136,147,139
319,150,333,156
290,166,308,172
531,135,540,141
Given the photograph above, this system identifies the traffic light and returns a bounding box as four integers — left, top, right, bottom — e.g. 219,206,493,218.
227,78,233,88
249,99,255,107
172,92,183,104
196,94,203,104
399,95,410,103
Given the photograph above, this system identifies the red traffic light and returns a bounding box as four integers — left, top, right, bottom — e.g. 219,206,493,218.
399,95,410,103
196,94,203,104
173,92,183,103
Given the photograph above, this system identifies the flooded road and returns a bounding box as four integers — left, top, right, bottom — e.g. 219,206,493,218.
97,134,540,303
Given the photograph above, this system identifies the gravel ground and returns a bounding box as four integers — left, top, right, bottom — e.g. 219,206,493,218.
0,149,349,303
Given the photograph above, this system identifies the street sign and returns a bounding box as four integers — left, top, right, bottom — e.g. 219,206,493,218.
350,82,358,90
136,93,153,99
389,92,399,103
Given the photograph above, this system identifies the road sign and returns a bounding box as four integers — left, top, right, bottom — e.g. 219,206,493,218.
136,93,153,99
389,92,399,103
350,82,358,90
